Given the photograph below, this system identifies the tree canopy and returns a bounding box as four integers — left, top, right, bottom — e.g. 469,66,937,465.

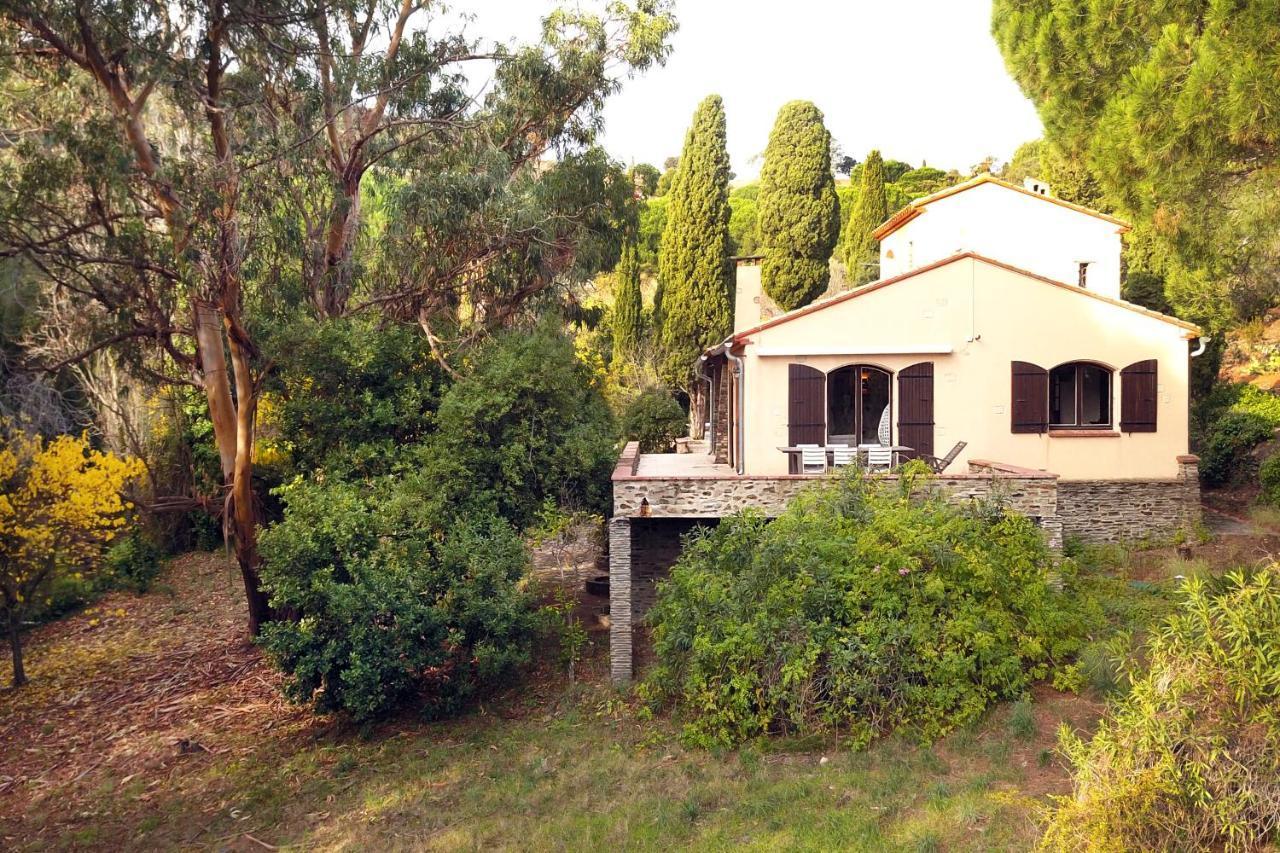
0,0,676,632
992,0,1280,329
757,101,839,311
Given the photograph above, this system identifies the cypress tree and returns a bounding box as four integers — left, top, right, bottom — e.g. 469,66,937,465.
656,95,732,388
611,238,643,368
757,101,839,311
838,149,887,285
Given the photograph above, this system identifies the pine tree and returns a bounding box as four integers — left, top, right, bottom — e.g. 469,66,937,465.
656,95,732,388
757,101,839,311
612,238,643,368
992,1,1280,330
838,150,887,285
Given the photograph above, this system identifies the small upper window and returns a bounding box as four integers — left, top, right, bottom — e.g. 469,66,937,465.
1050,362,1111,428
1077,262,1090,289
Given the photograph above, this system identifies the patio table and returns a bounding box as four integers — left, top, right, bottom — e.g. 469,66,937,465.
777,445,914,474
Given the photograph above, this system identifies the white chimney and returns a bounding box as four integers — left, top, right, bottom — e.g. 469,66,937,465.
1023,177,1051,196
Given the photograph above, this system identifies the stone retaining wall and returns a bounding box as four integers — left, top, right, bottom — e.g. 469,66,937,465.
1057,456,1200,545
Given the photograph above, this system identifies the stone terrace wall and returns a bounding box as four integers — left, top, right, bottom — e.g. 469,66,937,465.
611,446,1063,545
1057,455,1201,545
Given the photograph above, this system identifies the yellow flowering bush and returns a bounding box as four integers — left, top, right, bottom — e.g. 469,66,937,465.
0,428,144,686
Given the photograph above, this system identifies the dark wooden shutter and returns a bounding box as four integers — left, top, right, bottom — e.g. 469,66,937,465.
1120,359,1158,433
787,364,826,447
1011,361,1048,434
896,362,934,460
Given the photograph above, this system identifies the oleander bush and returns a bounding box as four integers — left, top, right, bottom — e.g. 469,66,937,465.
644,465,1089,748
1041,566,1280,851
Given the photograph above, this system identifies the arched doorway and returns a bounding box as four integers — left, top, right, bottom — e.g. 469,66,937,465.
827,365,891,446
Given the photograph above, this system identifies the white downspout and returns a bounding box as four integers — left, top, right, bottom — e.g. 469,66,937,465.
725,341,745,475
1190,336,1210,357
697,355,715,455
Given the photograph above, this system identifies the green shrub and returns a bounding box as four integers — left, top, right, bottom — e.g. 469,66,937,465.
1042,566,1280,851
644,467,1089,748
271,318,448,479
1199,411,1274,487
1008,699,1037,740
258,477,539,722
103,531,165,592
1193,383,1280,488
619,390,686,452
1259,453,1280,506
413,322,618,529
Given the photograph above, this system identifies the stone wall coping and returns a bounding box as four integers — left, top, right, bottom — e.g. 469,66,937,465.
613,441,642,480
966,459,1060,479
1059,478,1185,485
1177,454,1200,464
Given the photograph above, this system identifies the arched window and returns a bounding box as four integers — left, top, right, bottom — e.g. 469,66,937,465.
1050,362,1112,428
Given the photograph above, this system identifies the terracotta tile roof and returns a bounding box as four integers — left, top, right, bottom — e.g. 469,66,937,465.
871,174,1131,241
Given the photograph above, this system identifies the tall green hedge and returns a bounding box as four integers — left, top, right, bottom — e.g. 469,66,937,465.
839,149,888,285
757,101,839,310
611,238,643,368
656,94,732,388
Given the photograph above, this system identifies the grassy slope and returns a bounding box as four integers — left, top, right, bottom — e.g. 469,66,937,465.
5,533,1266,852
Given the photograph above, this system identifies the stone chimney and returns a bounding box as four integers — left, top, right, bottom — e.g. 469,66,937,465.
732,257,775,334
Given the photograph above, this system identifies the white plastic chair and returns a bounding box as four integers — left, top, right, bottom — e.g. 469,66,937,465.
830,443,856,468
798,443,827,474
864,445,893,473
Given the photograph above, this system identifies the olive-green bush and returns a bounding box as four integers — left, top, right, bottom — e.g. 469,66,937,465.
1194,383,1280,487
103,530,164,592
619,389,686,452
644,466,1088,748
258,477,538,722
1260,453,1280,506
413,322,618,529
1041,566,1280,851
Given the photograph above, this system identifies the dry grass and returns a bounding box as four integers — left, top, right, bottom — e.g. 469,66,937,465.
0,549,1113,851
31,518,1280,850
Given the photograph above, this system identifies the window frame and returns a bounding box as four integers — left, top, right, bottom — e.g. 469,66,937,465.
1048,361,1113,430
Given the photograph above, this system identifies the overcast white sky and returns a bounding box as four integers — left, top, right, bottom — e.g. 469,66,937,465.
449,0,1043,180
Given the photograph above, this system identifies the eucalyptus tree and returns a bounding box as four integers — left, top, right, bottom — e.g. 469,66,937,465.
0,0,675,633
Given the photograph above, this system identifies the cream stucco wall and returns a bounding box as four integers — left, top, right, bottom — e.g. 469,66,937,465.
880,182,1124,299
737,256,1195,480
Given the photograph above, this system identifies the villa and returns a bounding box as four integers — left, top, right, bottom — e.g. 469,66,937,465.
609,175,1206,683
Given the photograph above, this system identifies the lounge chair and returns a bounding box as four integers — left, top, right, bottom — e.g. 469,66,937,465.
920,441,967,474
